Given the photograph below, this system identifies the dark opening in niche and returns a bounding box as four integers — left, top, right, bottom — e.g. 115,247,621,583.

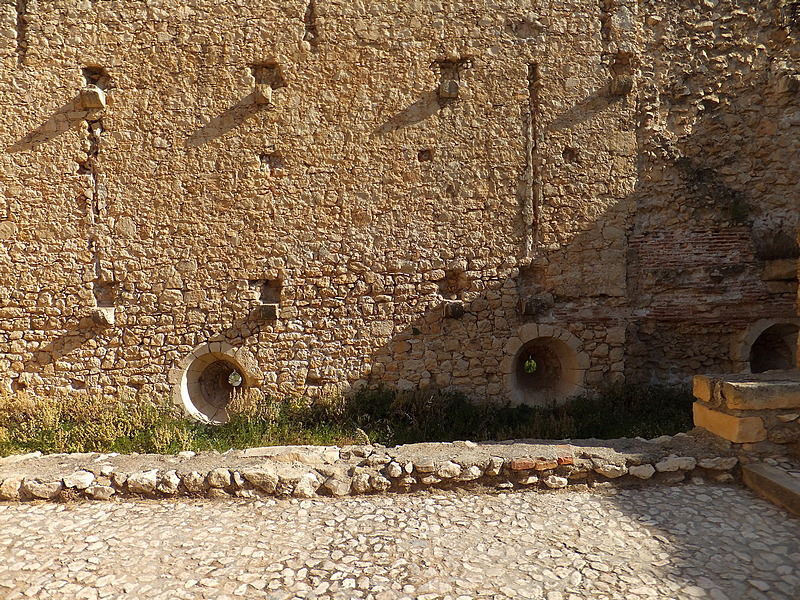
562,147,580,164
82,66,112,89
749,323,799,373
197,359,243,419
512,337,582,406
418,148,433,162
249,279,282,304
251,63,286,89
92,281,116,307
435,58,472,99
516,341,563,391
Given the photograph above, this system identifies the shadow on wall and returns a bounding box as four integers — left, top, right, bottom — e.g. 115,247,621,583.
547,84,616,132
6,97,101,152
185,93,264,148
372,90,449,136
622,74,799,381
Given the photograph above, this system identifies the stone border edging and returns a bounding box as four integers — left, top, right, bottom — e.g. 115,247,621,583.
742,462,800,518
0,431,741,502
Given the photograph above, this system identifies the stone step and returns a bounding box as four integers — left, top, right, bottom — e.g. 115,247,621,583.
742,462,800,518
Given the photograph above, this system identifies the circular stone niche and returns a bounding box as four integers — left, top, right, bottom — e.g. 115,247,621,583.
512,337,582,406
181,353,246,423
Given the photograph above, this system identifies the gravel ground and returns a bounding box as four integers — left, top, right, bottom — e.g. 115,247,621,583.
0,484,798,600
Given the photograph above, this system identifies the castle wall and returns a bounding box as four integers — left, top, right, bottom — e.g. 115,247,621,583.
0,0,797,411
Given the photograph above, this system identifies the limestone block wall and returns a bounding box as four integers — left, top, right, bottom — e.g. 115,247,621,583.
0,0,797,416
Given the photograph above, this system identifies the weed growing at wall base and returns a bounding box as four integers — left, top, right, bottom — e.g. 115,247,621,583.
0,383,695,455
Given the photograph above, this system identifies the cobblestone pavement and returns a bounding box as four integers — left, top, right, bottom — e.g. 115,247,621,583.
0,485,798,600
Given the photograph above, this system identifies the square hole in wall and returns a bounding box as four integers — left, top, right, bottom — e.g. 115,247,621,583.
249,279,282,304
93,281,116,307
259,153,285,174
418,148,433,162
82,66,112,89
251,63,286,89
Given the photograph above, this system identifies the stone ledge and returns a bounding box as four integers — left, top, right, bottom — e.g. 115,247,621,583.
0,430,740,503
696,371,800,411
722,378,800,411
742,462,800,518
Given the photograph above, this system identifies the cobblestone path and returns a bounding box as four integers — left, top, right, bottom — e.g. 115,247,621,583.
0,485,797,600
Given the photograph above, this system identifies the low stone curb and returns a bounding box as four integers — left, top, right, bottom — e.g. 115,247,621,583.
742,462,800,518
0,430,741,502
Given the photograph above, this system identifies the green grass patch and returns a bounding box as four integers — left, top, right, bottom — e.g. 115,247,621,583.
0,383,695,456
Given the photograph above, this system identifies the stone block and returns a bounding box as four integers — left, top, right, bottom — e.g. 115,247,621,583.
0,475,23,500
127,470,158,495
697,457,738,470
692,375,713,403
91,307,115,327
544,475,568,489
22,479,63,500
63,470,95,490
654,456,696,472
80,85,106,109
207,468,233,489
518,323,540,341
508,458,535,471
628,464,655,479
534,459,558,471
504,337,523,355
322,477,353,496
721,380,800,411
594,464,627,478
693,402,767,443
254,83,272,105
293,473,320,498
413,458,435,473
435,461,462,479
241,468,278,493
84,485,115,501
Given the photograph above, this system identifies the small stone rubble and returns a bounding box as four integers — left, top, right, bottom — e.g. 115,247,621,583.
0,430,741,502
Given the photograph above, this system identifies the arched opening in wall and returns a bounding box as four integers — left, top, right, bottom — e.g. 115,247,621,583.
512,337,581,406
748,323,799,373
180,352,248,423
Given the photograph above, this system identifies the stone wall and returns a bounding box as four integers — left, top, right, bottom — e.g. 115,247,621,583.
0,0,798,416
